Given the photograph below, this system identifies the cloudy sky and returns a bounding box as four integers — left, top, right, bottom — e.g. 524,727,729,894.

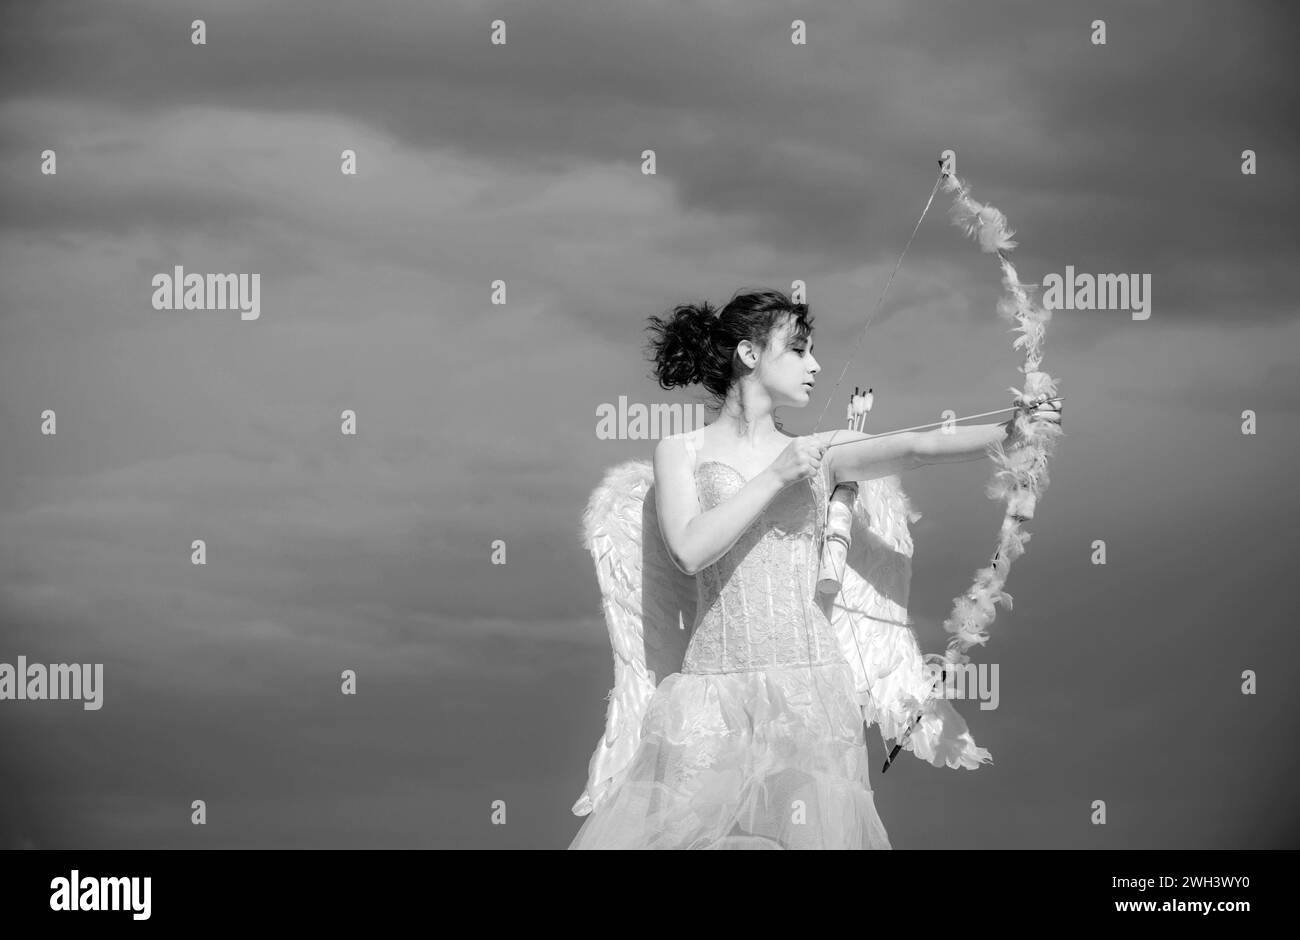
1,0,1297,850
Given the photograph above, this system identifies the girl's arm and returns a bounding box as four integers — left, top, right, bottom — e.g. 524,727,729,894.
821,420,1014,482
653,435,786,576
819,430,922,485
912,422,1012,465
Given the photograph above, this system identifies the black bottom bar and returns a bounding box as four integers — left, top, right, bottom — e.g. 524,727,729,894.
1,848,1291,927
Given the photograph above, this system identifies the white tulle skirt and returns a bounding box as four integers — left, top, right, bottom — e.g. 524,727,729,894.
569,661,892,850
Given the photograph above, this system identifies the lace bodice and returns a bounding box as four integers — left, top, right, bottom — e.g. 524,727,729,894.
672,428,845,675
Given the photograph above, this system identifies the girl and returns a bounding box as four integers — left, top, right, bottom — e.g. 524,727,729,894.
568,288,1060,849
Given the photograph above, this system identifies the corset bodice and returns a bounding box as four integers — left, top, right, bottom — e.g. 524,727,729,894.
676,433,845,675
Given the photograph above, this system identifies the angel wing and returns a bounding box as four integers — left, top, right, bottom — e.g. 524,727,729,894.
830,475,993,770
570,459,696,817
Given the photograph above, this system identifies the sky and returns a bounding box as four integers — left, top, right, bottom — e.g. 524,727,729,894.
1,0,1297,850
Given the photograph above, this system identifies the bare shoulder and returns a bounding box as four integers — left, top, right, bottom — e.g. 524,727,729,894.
654,431,689,465
653,432,702,557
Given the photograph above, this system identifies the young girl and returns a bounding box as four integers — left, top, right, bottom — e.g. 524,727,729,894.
568,288,1059,849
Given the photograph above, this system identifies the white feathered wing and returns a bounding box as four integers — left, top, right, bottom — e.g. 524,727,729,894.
570,459,694,817
831,475,993,770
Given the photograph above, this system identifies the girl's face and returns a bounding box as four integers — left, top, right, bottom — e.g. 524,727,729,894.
758,318,820,407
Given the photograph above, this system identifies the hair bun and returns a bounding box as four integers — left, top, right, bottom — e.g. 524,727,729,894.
644,288,811,401
645,300,717,390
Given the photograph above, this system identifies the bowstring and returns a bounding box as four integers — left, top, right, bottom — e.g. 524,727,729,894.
810,171,944,440
798,170,947,775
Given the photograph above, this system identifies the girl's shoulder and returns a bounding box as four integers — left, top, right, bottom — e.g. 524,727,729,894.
658,427,702,466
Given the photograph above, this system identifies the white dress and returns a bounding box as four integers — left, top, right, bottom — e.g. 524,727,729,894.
569,428,892,849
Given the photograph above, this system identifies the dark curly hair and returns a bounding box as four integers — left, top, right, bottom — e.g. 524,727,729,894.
644,288,813,410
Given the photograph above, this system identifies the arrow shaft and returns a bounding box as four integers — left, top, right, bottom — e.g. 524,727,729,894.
824,398,1064,447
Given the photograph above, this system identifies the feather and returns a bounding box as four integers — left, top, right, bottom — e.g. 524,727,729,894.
830,474,993,770
571,459,695,816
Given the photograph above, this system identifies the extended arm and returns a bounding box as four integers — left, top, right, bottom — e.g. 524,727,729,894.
825,420,1015,481
912,422,1012,465
653,436,787,576
822,430,922,485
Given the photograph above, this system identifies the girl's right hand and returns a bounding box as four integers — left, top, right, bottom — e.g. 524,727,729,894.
769,436,827,486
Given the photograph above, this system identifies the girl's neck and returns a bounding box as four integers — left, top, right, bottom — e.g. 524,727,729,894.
711,403,781,448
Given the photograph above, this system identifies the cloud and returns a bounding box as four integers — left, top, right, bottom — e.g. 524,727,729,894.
2,0,1298,849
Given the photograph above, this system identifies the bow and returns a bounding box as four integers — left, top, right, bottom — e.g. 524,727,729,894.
807,161,1064,769
925,168,1063,667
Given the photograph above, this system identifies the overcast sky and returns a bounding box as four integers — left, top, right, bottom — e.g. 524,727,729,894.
1,0,1297,849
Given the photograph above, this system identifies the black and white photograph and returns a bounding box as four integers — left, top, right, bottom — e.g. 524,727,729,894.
0,0,1296,917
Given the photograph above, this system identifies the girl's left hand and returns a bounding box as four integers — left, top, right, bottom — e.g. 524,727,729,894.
1025,396,1063,425
1003,395,1063,440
